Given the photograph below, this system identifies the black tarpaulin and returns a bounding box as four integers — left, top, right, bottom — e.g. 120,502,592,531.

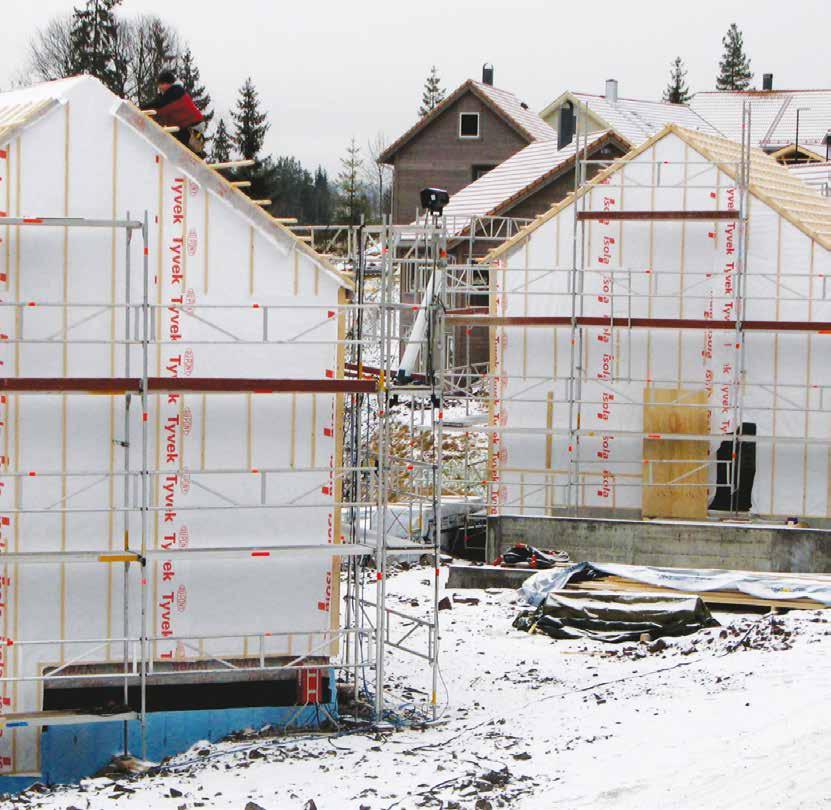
513,589,718,643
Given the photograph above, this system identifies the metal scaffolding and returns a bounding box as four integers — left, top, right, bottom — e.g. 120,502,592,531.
0,213,442,767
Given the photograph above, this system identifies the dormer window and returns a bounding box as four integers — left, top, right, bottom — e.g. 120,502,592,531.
459,112,480,139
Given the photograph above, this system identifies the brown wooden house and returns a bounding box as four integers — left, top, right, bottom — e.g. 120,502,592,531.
381,67,557,224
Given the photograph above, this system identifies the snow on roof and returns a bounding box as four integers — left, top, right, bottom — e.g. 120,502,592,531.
488,124,831,260
787,161,831,197
472,81,557,143
439,130,622,236
380,79,555,163
690,90,831,151
544,92,721,145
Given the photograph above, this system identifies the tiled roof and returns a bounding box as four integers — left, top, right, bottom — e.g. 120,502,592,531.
488,124,831,260
472,81,557,142
380,79,555,163
690,90,831,150
542,92,720,145
439,130,624,236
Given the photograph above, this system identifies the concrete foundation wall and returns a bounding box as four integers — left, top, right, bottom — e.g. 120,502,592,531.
488,514,831,573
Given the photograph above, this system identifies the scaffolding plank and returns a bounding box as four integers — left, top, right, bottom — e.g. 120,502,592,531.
576,210,741,221
0,545,375,564
445,315,831,333
149,378,376,394
0,377,376,394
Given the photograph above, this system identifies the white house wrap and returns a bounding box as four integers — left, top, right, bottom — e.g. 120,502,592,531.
0,76,353,776
484,125,831,523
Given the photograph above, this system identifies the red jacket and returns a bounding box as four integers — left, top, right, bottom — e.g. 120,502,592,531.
144,84,204,129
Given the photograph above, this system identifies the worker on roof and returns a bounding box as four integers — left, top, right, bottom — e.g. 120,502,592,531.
142,70,206,157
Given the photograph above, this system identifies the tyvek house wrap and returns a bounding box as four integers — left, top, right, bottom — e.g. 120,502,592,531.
0,76,347,775
487,126,831,521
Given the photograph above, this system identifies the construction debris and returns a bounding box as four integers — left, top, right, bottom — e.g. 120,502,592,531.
493,543,569,569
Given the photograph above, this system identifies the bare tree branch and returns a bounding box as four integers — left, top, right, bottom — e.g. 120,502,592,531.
26,15,75,82
364,131,393,222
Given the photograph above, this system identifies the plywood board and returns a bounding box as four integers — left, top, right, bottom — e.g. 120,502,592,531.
642,388,710,519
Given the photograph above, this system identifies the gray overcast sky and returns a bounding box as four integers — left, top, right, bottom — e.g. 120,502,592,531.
1,0,828,174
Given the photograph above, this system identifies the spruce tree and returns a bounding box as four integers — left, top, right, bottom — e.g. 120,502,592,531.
337,137,369,225
232,77,269,162
179,47,213,125
210,117,233,164
716,23,753,91
313,167,332,225
231,77,274,206
419,65,446,117
663,57,691,104
69,0,122,92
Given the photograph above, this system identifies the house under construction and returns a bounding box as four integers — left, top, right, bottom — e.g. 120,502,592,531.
0,75,416,788
4,72,831,792
446,117,831,568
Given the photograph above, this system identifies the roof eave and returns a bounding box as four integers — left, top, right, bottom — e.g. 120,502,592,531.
379,80,476,163
489,131,631,219
539,91,617,135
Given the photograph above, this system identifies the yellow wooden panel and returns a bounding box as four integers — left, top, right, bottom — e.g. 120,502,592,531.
642,387,710,520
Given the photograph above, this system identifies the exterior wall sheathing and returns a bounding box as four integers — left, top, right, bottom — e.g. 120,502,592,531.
489,132,831,522
0,78,344,776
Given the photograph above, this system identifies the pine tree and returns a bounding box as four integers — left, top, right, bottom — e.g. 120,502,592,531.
663,57,691,104
179,47,213,125
337,137,369,225
69,0,122,92
418,65,446,117
716,23,753,91
210,117,233,164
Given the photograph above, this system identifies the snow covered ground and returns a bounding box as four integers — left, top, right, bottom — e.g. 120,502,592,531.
6,565,831,810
